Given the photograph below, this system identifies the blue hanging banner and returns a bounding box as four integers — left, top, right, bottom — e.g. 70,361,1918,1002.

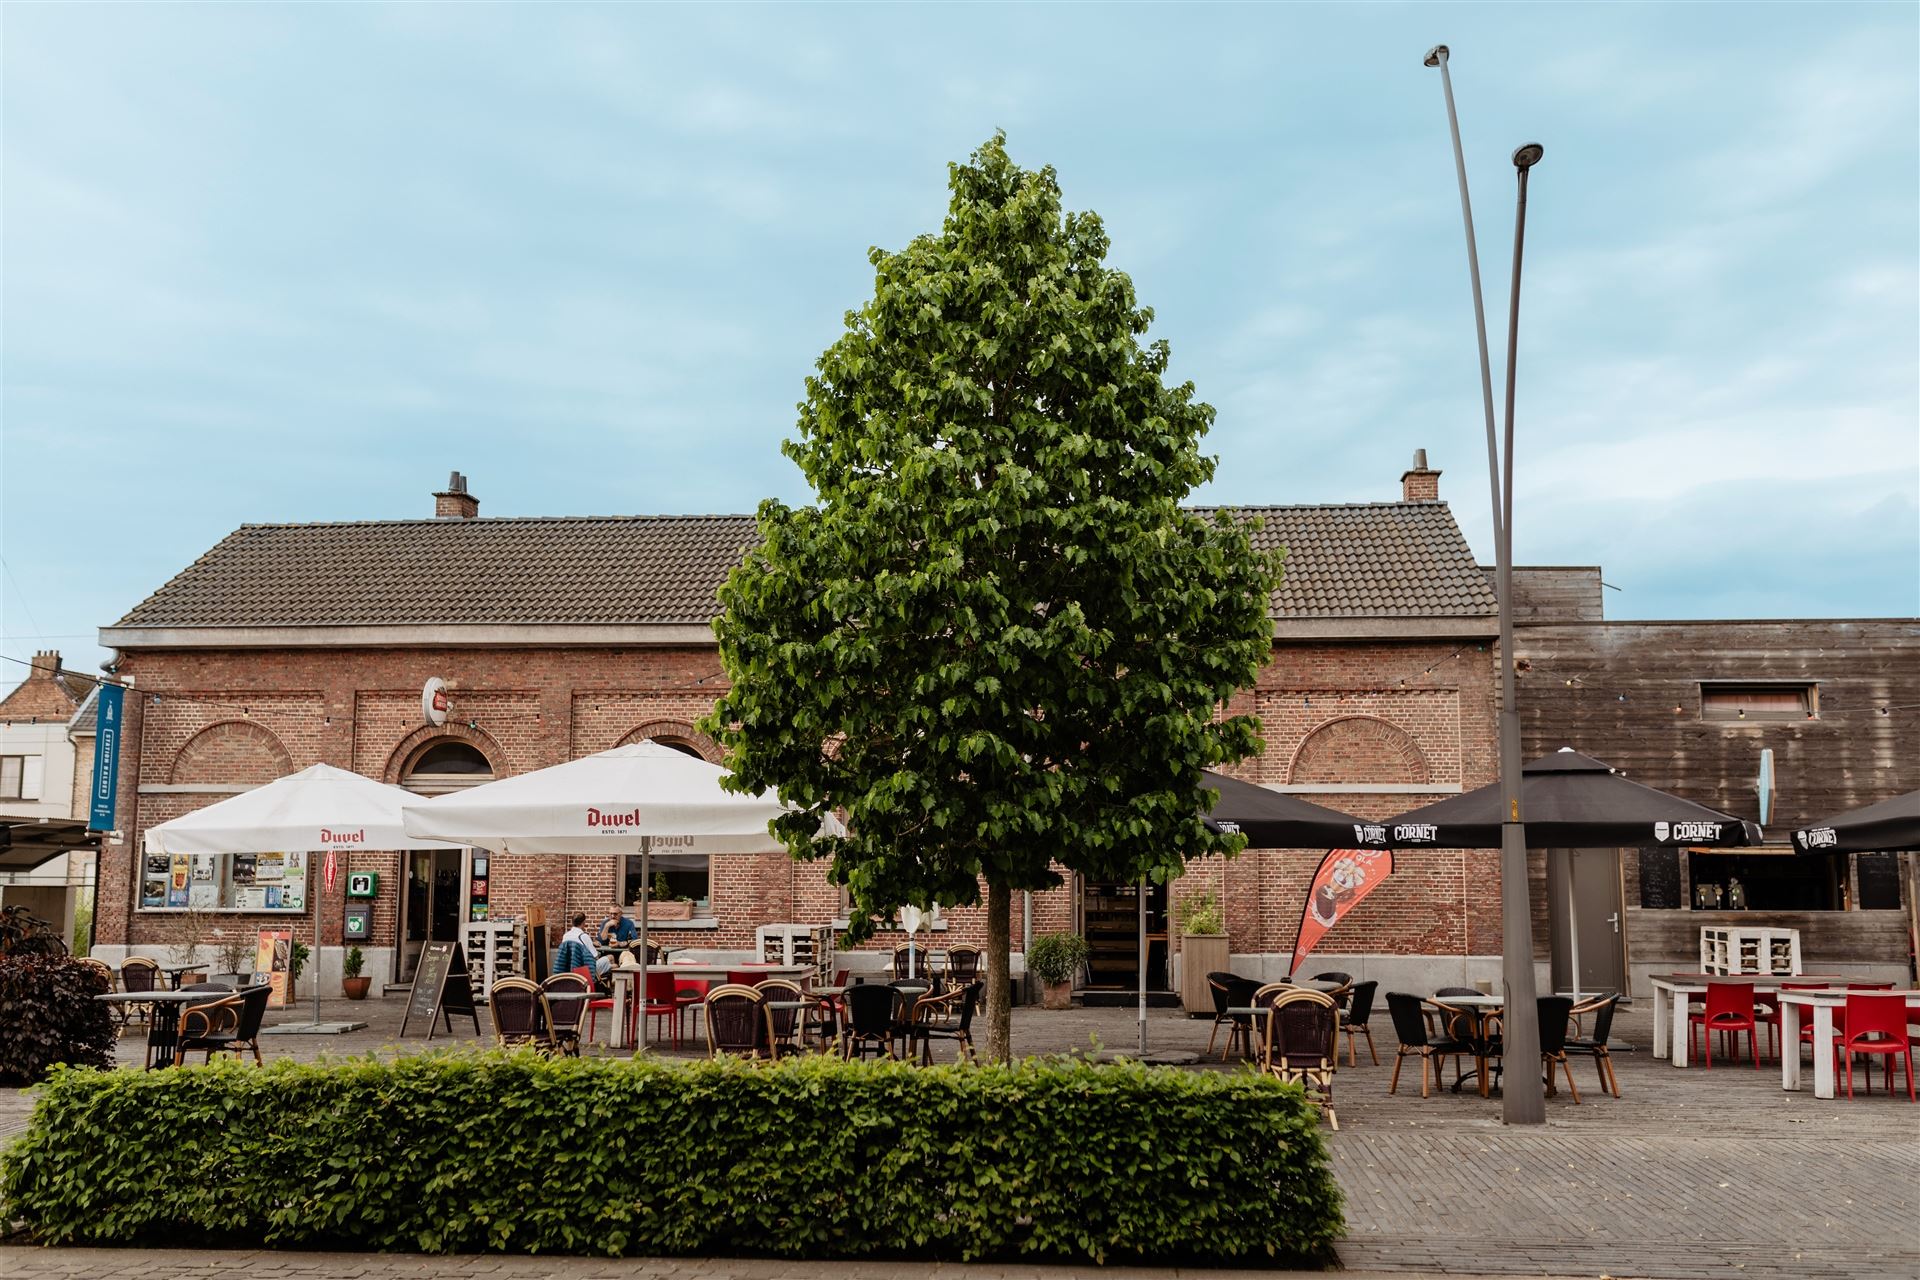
88,682,125,832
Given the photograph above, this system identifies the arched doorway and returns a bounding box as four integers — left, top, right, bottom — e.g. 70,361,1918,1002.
397,738,498,980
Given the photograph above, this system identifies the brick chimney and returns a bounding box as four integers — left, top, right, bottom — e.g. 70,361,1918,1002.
433,471,479,519
1400,449,1440,502
0,649,79,720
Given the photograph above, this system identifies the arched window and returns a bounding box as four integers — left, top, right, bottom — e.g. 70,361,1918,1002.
402,740,495,794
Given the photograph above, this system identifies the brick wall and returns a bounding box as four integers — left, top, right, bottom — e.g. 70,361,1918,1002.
97,635,1502,971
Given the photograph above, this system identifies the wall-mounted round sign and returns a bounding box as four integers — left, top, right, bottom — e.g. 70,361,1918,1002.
422,677,450,727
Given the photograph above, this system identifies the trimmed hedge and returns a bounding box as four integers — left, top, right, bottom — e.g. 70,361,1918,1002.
0,956,112,1085
1,1051,1342,1263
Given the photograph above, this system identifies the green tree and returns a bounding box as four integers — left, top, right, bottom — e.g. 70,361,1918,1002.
703,135,1279,1061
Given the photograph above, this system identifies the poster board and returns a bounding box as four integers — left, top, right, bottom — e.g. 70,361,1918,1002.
255,928,294,1008
399,940,481,1040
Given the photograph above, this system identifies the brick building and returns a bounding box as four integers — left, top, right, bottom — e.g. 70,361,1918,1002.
89,460,1509,992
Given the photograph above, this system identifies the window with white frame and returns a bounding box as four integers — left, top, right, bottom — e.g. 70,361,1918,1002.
0,755,43,800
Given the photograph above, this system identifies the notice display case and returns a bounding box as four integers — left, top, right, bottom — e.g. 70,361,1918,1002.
461,919,522,1000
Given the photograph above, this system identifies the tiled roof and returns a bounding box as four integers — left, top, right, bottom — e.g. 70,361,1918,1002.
1207,503,1499,619
67,686,99,736
111,503,1495,630
114,516,760,628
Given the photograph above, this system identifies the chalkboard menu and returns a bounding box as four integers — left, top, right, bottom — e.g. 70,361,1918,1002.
399,941,481,1040
1638,847,1684,910
1857,852,1902,911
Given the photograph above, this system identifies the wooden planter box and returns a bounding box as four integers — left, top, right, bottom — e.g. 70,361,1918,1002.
1179,933,1230,1015
646,899,695,922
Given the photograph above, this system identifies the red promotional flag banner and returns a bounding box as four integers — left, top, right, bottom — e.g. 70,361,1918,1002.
1288,847,1395,978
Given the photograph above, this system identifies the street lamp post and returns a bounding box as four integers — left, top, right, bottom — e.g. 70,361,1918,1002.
1424,43,1547,1126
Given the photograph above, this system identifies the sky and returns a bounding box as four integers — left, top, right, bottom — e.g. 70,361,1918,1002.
3,3,1917,691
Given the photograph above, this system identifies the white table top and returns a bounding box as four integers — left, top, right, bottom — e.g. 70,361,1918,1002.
1777,989,1920,1003
608,963,811,981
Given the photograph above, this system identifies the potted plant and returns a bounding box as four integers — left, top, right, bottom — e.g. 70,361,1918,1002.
646,873,695,922
211,928,255,985
1025,932,1088,1010
1176,891,1230,1015
287,940,310,1001
341,945,371,1000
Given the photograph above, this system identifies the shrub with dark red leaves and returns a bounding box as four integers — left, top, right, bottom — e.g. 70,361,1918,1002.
0,955,114,1084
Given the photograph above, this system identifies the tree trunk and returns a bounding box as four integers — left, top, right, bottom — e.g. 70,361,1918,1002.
985,879,1013,1063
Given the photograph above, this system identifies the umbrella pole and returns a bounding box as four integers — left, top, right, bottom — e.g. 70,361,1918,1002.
1137,878,1148,1057
636,837,649,1055
313,850,322,1029
1566,853,1581,1001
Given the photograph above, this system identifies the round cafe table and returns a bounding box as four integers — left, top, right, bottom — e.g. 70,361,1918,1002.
96,990,229,1069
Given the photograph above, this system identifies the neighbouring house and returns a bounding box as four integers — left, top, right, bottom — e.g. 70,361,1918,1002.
1507,584,1920,989
88,462,1506,993
0,651,101,947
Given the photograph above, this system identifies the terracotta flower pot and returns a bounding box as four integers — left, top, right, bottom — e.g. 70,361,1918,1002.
342,976,372,1000
1041,979,1074,1010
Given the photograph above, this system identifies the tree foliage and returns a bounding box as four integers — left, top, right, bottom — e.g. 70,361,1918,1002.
703,135,1279,1054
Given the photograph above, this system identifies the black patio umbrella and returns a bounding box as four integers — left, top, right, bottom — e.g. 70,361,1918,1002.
1200,770,1377,847
1791,789,1920,854
1380,748,1764,851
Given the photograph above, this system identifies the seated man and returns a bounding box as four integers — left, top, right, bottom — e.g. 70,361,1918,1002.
553,913,611,979
600,904,639,948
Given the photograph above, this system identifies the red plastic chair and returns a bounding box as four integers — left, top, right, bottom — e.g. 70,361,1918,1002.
727,969,771,987
1836,994,1916,1101
1690,981,1760,1069
643,969,683,1046
674,977,711,1045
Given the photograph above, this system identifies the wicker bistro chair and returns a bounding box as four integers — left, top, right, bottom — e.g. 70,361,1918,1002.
704,983,773,1060
490,978,551,1052
890,946,921,982
541,972,592,1057
1263,989,1341,1130
944,945,982,988
842,982,900,1061
1566,993,1622,1097
1340,980,1381,1066
1248,982,1297,1069
117,956,162,1029
1385,992,1471,1098
757,978,811,1058
175,983,272,1065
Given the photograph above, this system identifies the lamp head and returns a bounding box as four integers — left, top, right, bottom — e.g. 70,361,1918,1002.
1513,142,1545,170
1424,45,1448,68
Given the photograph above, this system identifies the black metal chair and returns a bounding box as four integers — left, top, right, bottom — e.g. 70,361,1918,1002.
912,980,981,1064
1566,994,1622,1097
842,982,898,1061
1341,980,1380,1066
1537,995,1581,1103
1312,970,1354,988
175,983,271,1065
1386,991,1470,1098
1204,971,1255,1061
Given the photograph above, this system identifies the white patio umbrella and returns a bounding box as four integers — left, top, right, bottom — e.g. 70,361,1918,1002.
145,763,463,1028
400,739,836,1050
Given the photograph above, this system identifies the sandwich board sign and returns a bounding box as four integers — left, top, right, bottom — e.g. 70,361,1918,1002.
398,940,481,1040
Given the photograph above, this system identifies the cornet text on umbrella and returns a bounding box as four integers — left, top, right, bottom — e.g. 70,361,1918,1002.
1801,828,1837,848
1392,823,1439,844
1351,824,1388,846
